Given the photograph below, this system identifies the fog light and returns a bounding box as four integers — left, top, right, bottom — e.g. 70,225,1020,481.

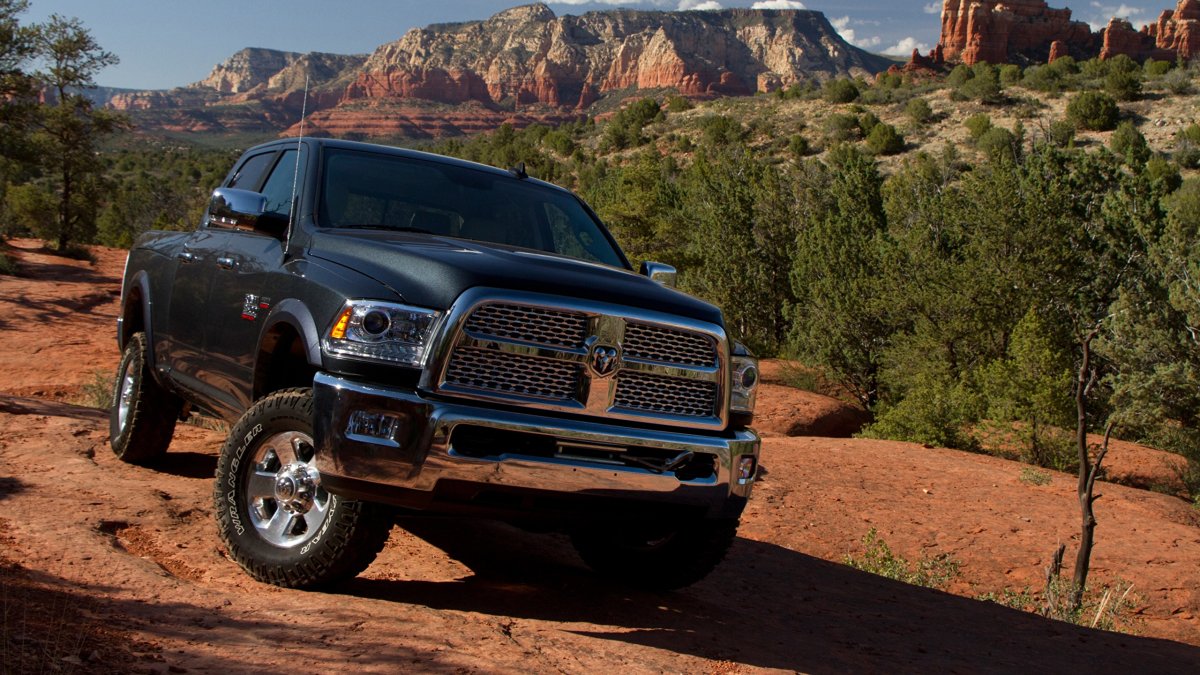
346,410,403,447
736,456,757,485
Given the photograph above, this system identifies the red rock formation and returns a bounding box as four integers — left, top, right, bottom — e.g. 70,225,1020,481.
1101,17,1175,60
1048,40,1068,62
939,0,1094,64
1142,0,1200,60
106,4,895,140
936,0,1199,64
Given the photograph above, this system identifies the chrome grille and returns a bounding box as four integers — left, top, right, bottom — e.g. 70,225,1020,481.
444,347,580,401
613,371,718,418
624,321,716,367
434,292,727,430
465,303,587,348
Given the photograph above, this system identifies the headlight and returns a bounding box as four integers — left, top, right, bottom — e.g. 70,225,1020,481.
730,353,759,414
322,300,443,367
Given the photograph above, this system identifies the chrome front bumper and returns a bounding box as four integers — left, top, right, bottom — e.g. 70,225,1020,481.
312,372,759,520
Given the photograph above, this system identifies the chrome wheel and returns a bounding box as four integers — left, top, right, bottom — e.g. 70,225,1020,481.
246,431,330,548
115,358,136,435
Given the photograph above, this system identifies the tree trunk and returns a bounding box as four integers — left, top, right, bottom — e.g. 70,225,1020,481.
1071,328,1111,612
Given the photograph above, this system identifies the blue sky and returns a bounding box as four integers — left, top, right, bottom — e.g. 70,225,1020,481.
22,1,1155,90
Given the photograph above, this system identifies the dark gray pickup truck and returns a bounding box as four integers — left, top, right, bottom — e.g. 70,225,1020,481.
111,138,761,590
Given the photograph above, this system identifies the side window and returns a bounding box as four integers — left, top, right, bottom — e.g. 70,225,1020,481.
260,149,306,217
228,152,276,190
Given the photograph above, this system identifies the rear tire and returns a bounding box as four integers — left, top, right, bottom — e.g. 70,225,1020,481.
214,388,393,588
109,332,181,464
571,518,739,590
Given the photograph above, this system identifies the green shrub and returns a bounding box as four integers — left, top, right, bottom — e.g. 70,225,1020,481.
946,63,973,88
906,97,934,126
824,113,862,142
965,113,994,141
1047,55,1078,76
1162,68,1194,95
1145,155,1182,192
866,123,905,156
698,114,748,146
960,63,1004,103
977,127,1018,161
1104,69,1142,101
1110,121,1150,165
1021,64,1064,93
823,78,860,104
1046,119,1076,148
1177,123,1200,169
1066,91,1119,131
858,111,882,135
999,64,1023,87
844,529,961,590
1144,59,1172,78
664,94,693,112
789,133,810,159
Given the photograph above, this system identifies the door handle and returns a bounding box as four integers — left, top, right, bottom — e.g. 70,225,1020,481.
177,250,195,263
216,256,236,270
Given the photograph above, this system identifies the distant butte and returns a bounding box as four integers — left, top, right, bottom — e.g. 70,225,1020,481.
104,3,895,140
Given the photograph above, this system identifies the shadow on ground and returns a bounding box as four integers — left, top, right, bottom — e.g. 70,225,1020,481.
345,518,1200,674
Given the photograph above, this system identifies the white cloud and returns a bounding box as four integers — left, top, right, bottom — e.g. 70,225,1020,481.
923,2,941,14
830,15,883,50
750,1,806,9
678,0,723,9
884,36,931,56
1085,3,1150,30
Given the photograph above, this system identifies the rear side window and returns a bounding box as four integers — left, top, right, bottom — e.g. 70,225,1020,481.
260,149,306,217
228,152,276,190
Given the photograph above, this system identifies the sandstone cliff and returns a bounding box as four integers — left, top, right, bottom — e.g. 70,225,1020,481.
931,0,1199,65
107,3,892,139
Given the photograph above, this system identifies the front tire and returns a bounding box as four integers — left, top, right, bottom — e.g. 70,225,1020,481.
214,388,393,588
109,332,182,464
571,518,739,590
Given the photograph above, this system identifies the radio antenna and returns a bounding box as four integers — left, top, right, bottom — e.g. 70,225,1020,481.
286,74,310,241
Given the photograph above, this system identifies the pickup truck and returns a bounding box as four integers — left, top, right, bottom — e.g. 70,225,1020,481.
111,138,761,590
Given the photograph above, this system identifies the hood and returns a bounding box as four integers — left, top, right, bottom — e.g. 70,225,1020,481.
307,230,724,326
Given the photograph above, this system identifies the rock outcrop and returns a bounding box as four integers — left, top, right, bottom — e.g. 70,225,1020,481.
938,0,1094,64
1141,0,1200,60
104,3,892,139
928,0,1198,66
343,4,891,111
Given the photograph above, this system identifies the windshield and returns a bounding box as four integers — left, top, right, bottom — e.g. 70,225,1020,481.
319,148,626,268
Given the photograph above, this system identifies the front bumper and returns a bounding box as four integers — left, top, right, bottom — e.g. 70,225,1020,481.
312,372,760,521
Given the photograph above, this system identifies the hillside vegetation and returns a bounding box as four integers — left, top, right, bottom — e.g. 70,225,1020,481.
4,27,1200,502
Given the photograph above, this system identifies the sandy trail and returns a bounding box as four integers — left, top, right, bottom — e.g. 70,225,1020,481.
1,240,1197,673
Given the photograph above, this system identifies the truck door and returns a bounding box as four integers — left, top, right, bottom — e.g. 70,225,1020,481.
206,148,306,411
163,149,278,407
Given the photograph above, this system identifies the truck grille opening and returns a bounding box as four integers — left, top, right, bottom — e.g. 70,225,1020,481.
443,347,581,401
450,425,716,481
624,320,717,367
613,371,718,418
464,303,587,348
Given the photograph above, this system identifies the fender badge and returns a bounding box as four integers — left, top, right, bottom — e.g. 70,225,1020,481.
242,294,270,321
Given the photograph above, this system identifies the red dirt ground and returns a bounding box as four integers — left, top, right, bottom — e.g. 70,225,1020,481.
1,240,1198,673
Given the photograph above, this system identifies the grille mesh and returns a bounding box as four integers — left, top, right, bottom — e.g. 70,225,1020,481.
444,347,580,401
613,371,718,418
624,321,716,367
464,303,587,348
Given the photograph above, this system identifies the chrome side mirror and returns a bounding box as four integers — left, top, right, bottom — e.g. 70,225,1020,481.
208,187,267,230
640,261,677,288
